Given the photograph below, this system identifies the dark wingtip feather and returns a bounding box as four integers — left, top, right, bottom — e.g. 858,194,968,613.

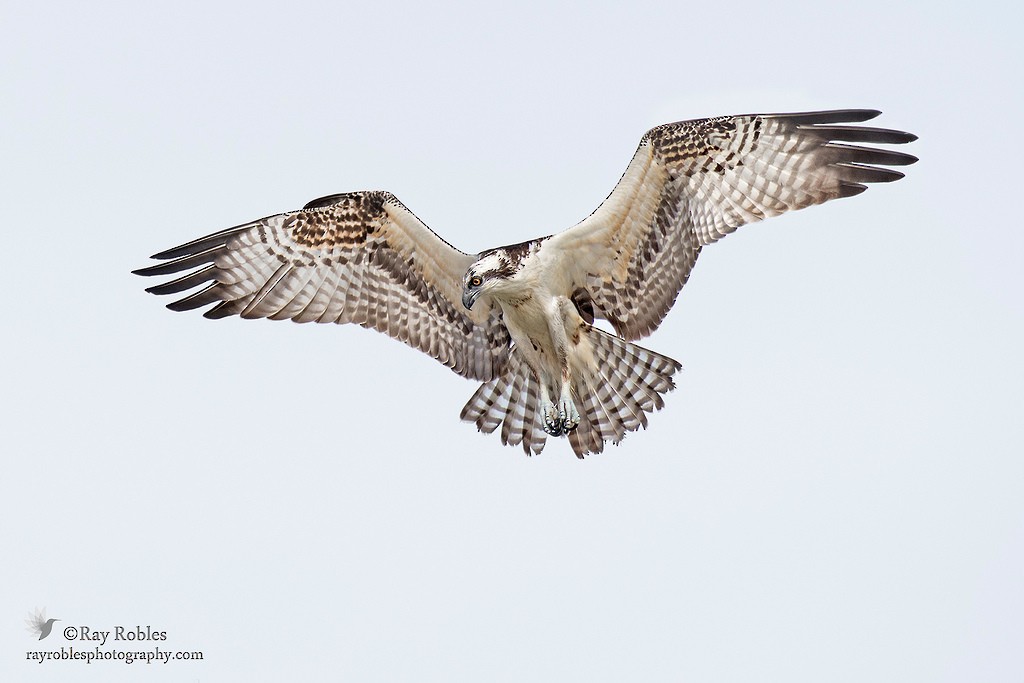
837,182,869,199
144,264,217,295
149,223,252,260
134,246,222,277
826,144,919,166
166,284,223,312
835,163,906,184
803,125,918,145
770,109,882,125
152,241,215,261
152,245,197,260
203,301,243,319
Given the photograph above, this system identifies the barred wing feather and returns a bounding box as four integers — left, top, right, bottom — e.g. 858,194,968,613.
135,191,510,381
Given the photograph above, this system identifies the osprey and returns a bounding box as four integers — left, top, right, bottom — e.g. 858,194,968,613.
135,109,916,457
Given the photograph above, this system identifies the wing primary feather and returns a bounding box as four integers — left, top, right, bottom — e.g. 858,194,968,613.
800,125,918,144
833,162,905,184
150,224,252,260
132,246,220,276
204,300,245,319
144,264,217,295
769,109,881,124
824,143,918,166
837,182,869,199
166,283,222,312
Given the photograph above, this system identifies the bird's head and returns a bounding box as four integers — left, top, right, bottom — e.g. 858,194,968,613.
462,249,518,310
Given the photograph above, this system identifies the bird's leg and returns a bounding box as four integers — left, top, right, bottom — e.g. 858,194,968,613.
547,297,582,435
556,369,580,434
538,372,568,436
539,374,579,437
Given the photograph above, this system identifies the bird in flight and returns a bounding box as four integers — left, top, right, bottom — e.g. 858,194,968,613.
135,109,916,457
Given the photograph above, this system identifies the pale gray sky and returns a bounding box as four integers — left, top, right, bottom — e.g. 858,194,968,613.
2,1,1021,681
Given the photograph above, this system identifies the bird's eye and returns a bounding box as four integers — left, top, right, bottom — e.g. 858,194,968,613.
469,275,483,287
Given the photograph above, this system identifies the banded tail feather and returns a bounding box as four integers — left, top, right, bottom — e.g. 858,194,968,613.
460,351,550,455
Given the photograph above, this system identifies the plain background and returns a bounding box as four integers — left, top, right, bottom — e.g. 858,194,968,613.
3,1,1021,680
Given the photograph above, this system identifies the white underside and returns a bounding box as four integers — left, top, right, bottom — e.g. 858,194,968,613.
485,252,594,434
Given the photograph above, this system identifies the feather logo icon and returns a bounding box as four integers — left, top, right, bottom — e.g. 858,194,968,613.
26,608,60,640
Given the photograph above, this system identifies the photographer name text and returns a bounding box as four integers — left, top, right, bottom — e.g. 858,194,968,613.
63,625,167,645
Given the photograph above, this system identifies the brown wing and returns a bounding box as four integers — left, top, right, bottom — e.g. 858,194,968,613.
135,191,509,381
548,109,917,339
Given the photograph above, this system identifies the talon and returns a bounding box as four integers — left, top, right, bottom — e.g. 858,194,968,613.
542,401,563,436
556,395,580,434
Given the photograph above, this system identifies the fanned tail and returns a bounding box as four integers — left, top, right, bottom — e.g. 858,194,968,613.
460,330,681,458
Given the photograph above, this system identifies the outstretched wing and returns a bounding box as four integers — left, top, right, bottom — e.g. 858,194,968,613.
547,109,918,339
135,191,510,380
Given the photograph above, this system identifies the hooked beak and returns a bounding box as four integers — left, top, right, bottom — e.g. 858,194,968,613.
462,288,480,310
